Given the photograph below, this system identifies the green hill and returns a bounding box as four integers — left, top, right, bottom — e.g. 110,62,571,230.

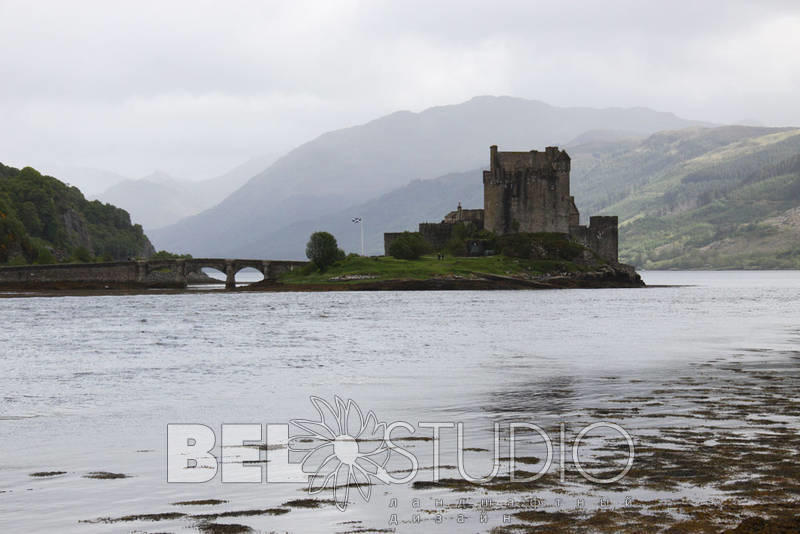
571,126,800,269
0,163,155,265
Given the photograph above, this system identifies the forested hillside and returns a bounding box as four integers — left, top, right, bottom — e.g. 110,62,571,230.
575,126,800,268
0,163,154,265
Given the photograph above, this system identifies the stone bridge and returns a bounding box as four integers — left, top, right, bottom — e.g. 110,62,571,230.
0,258,309,289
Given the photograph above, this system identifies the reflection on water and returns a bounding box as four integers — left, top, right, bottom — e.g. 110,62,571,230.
481,376,578,419
1,271,799,532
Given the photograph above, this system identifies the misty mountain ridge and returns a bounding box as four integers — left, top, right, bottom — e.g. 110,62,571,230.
149,95,707,256
45,165,131,197
230,125,800,270
96,153,275,230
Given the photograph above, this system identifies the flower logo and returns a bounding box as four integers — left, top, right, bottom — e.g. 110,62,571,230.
289,396,393,511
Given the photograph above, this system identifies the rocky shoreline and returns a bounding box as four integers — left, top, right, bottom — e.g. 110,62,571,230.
241,262,645,292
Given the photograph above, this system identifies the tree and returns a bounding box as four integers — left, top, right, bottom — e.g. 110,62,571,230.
388,232,431,260
0,162,153,264
306,231,343,271
18,201,43,235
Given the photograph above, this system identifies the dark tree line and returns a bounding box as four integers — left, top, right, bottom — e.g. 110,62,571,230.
0,163,151,264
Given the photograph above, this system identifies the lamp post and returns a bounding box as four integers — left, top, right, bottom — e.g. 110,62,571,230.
352,217,365,256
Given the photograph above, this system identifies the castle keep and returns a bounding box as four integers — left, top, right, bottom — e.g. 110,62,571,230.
484,145,578,234
384,145,619,263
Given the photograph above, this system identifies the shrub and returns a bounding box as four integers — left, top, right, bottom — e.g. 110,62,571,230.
71,246,93,263
305,231,342,271
388,232,431,260
444,225,497,256
151,250,193,260
33,245,56,265
8,254,27,266
498,233,585,261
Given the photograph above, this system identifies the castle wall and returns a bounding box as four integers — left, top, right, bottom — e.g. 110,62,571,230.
569,216,619,263
569,224,588,246
443,208,484,228
418,223,454,251
587,216,619,264
569,197,580,227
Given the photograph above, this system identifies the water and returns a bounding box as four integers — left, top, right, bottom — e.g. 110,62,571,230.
1,271,799,532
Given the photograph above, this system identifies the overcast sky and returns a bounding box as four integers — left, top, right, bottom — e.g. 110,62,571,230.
1,0,799,184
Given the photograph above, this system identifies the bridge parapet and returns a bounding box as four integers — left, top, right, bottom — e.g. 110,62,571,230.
0,258,309,289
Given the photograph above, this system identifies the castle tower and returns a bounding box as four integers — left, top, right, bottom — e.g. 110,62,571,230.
482,145,574,235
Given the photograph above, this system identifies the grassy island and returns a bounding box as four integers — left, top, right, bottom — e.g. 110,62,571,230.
279,254,589,284
247,232,644,291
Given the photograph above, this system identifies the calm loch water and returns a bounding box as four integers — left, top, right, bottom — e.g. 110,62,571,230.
1,271,800,532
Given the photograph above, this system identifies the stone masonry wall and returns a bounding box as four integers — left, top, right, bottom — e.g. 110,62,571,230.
587,216,619,264
418,223,454,251
569,216,619,263
0,261,139,284
483,146,573,235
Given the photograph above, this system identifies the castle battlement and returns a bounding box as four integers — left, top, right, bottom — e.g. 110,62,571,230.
486,145,571,178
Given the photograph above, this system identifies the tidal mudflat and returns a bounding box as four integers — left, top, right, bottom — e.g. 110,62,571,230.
1,271,799,532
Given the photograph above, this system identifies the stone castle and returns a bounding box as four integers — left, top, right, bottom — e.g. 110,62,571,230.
384,145,619,263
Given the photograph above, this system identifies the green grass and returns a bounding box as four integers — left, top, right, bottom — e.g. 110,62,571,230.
279,254,590,285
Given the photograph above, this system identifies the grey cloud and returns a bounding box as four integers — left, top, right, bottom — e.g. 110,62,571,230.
0,0,798,182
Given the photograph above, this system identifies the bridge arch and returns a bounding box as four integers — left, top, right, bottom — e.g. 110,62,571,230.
184,259,230,288
230,260,270,288
188,265,227,285
183,259,271,288
232,266,265,285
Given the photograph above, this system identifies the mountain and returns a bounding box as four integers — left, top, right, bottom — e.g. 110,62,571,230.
236,125,800,270
579,126,800,268
225,134,644,258
0,163,154,264
149,96,707,256
237,169,484,258
96,172,202,230
96,154,274,230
